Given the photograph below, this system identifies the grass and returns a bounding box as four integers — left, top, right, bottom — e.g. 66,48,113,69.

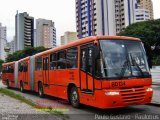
0,88,69,120
0,88,36,107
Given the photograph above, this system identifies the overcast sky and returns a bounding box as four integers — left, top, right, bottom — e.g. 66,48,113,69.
0,0,159,44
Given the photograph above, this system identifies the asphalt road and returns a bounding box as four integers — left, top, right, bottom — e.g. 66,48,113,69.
0,84,159,120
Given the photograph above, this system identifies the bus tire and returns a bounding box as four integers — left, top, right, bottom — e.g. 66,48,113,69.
6,80,10,89
38,82,44,98
20,81,24,93
69,86,80,108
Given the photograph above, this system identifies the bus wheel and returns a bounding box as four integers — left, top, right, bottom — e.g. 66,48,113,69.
38,82,44,98
70,86,80,108
20,81,24,93
6,80,10,89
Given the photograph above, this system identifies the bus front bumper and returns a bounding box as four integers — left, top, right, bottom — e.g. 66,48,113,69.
94,86,153,109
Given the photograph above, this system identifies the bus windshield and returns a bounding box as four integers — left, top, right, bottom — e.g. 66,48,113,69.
99,40,150,79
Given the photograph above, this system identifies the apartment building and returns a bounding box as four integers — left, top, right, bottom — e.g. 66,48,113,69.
15,11,34,50
36,18,56,48
75,0,137,38
61,31,78,45
0,23,7,60
137,0,153,19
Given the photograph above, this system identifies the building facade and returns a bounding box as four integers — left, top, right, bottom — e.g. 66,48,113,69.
34,29,37,47
8,37,15,54
15,11,34,51
75,0,137,38
134,9,150,22
60,31,78,45
137,0,153,19
36,18,56,48
0,23,7,60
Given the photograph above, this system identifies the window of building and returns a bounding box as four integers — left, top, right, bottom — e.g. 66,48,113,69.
66,47,78,69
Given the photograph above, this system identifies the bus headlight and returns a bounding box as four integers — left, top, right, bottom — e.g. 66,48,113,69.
105,92,120,96
146,88,153,92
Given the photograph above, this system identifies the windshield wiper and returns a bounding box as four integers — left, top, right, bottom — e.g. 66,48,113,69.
119,60,130,79
130,54,144,77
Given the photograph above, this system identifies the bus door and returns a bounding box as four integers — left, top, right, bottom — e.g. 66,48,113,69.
43,56,50,86
23,62,28,86
80,44,95,94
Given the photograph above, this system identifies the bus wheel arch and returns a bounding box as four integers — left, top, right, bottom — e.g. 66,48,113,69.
67,83,80,108
6,79,10,89
20,80,24,93
38,81,44,98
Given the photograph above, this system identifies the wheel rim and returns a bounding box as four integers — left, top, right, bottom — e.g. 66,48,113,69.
7,81,9,87
20,83,23,91
71,90,78,104
39,86,42,96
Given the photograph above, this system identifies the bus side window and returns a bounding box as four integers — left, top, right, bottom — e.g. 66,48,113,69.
57,50,66,69
2,66,5,73
50,53,57,70
67,47,78,69
18,63,23,72
80,48,87,71
88,47,93,74
35,57,42,71
24,63,28,72
80,44,96,75
10,66,14,73
20,63,23,72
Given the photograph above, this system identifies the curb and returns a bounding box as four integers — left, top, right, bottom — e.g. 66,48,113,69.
148,102,160,107
152,83,160,85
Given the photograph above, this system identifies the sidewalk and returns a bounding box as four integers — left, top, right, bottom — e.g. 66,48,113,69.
151,85,160,106
151,67,160,85
0,80,64,120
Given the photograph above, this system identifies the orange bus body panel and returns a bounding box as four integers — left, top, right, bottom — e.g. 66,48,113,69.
18,57,31,90
2,62,15,88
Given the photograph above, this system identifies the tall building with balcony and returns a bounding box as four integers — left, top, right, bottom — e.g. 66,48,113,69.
36,18,56,48
137,0,153,19
75,0,138,38
15,11,34,50
0,23,7,60
60,31,78,45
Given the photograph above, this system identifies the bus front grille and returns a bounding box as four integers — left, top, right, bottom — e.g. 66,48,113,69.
120,87,146,103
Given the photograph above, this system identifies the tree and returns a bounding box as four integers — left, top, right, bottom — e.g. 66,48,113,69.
5,46,48,62
118,19,160,65
118,19,160,47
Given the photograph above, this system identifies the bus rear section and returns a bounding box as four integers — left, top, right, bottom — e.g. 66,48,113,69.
77,37,153,109
2,62,15,88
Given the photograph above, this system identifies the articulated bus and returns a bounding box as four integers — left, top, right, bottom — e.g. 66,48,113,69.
2,36,153,109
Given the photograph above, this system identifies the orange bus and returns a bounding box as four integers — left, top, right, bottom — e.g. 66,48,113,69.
2,36,153,109
2,61,15,88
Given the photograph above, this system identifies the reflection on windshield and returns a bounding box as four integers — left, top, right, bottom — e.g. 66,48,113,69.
99,40,150,79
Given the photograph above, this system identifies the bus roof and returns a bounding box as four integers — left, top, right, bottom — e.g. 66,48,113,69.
2,61,15,66
34,36,140,57
18,56,30,62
